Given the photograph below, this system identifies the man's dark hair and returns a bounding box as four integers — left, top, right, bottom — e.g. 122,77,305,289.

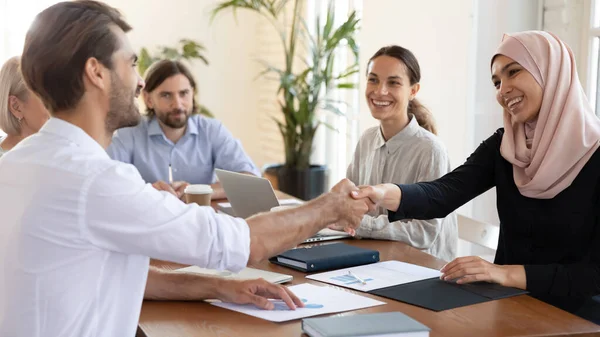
21,0,131,113
143,60,198,117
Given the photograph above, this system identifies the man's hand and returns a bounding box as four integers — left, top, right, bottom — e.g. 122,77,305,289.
351,183,402,212
328,179,375,232
172,181,190,200
216,278,304,310
152,180,177,197
152,180,189,200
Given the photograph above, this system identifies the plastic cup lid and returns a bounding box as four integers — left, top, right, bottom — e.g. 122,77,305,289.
184,184,213,194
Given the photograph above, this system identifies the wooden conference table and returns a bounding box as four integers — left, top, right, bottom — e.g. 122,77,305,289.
138,193,600,337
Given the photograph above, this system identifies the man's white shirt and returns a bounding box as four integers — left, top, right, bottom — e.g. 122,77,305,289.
0,118,250,337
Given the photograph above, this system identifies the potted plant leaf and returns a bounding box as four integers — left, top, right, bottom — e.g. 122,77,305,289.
211,0,360,200
138,39,213,117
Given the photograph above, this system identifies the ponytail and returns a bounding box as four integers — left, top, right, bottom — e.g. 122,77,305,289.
408,98,437,135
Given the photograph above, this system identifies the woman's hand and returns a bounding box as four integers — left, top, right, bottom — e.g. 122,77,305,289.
440,256,526,289
351,183,402,212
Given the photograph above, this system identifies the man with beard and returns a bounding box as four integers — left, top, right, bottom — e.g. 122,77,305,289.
0,1,373,336
107,59,259,199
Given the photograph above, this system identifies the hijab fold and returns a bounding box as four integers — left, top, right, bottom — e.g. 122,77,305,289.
495,31,600,199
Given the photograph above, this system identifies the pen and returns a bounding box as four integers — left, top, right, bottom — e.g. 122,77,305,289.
168,164,173,185
348,271,367,285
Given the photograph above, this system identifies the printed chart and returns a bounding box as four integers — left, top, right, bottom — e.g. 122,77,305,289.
307,260,441,292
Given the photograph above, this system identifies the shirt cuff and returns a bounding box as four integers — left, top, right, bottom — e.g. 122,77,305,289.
524,264,555,295
355,215,374,238
213,214,251,273
387,184,419,222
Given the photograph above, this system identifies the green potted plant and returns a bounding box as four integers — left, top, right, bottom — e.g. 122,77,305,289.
138,39,213,117
211,0,360,200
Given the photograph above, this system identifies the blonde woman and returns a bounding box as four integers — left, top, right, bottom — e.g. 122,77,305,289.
0,56,49,155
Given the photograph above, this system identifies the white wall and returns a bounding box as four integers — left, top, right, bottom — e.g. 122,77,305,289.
103,0,263,166
359,0,474,171
469,0,540,225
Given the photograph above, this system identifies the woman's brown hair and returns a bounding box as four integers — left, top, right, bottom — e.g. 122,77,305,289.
368,45,437,135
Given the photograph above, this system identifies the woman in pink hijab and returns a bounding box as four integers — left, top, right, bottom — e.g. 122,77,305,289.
351,31,600,323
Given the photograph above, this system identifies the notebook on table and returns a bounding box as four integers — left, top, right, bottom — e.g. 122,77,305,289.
269,242,380,273
302,312,430,337
215,169,350,243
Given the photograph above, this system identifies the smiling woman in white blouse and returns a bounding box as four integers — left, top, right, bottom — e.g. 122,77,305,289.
344,45,458,261
0,56,50,155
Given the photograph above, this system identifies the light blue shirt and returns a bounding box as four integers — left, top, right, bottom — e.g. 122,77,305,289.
107,115,259,184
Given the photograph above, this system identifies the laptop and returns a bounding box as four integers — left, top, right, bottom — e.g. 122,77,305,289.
215,169,350,243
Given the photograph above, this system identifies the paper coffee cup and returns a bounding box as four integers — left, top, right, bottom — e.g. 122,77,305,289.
184,184,213,206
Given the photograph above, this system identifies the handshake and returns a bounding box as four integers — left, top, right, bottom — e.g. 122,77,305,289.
323,180,400,235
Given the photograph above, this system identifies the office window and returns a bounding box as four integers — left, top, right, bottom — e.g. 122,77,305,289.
0,1,59,64
586,0,600,114
305,0,362,187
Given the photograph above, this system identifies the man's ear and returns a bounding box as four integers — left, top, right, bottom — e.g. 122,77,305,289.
82,57,108,91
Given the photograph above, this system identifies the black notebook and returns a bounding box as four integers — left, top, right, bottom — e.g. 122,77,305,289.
269,243,380,272
369,278,528,311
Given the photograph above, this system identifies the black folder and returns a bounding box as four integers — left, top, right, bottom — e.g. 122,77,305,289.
369,278,528,311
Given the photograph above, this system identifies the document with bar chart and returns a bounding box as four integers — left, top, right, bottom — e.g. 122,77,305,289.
306,260,442,292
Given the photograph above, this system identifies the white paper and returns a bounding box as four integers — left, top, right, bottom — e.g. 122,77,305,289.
211,283,385,322
217,198,303,208
306,260,442,292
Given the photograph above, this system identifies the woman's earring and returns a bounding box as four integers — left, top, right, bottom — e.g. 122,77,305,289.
17,117,23,123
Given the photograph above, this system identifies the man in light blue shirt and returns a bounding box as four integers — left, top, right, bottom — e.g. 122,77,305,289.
107,60,259,199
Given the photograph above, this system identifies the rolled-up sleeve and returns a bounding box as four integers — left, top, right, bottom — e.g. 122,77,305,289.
82,163,250,272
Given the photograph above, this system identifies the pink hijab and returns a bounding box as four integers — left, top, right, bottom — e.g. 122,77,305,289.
494,31,600,199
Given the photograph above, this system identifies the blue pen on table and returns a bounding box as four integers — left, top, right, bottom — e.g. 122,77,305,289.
348,271,367,285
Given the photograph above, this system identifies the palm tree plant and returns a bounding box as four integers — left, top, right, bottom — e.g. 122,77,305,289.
211,0,359,199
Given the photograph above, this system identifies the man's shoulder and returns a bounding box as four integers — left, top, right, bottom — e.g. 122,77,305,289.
4,133,117,177
190,114,222,129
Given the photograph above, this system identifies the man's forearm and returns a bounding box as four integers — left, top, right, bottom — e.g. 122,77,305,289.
210,182,226,200
245,194,338,264
144,266,222,301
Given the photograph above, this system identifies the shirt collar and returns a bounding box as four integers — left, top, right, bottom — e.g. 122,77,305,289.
41,118,109,158
373,114,420,153
147,115,199,138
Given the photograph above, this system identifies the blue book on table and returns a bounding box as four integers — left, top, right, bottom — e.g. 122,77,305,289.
269,242,379,272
